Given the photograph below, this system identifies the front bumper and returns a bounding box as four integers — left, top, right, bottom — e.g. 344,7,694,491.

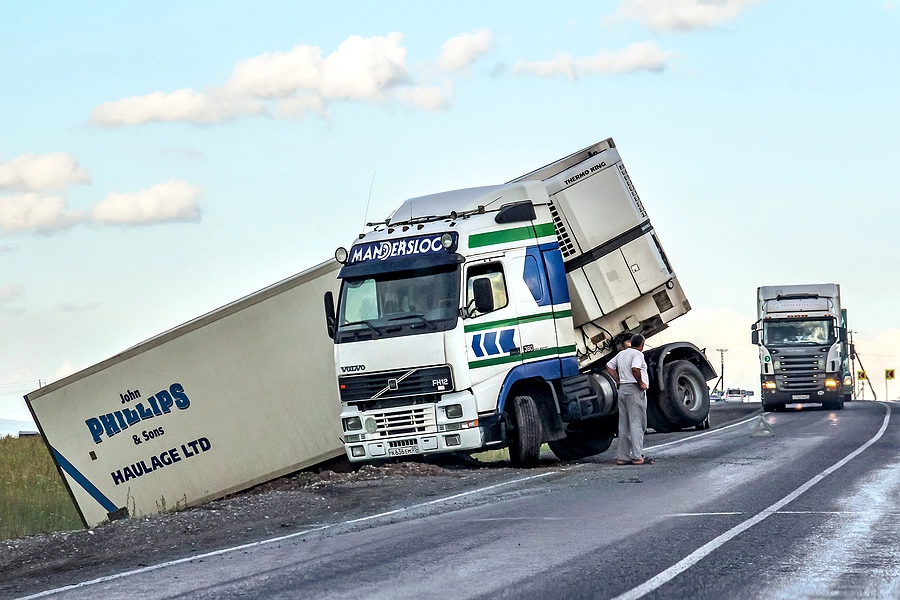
341,390,493,462
761,387,841,405
344,426,485,462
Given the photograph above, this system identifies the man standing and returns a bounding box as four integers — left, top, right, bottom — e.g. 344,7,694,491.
607,334,651,465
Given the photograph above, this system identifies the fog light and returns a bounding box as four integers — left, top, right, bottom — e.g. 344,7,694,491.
350,445,365,457
825,379,838,388
365,417,377,433
445,404,463,419
335,247,349,263
445,434,461,446
440,233,454,249
763,381,776,390
343,416,362,431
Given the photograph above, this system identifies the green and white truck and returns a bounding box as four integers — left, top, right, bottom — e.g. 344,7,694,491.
325,138,716,466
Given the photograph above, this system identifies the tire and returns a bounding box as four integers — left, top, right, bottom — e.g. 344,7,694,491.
762,403,776,412
824,398,845,411
657,361,710,428
549,430,614,462
647,398,674,433
509,395,542,467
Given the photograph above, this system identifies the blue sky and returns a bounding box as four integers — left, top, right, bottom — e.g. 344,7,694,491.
3,0,899,422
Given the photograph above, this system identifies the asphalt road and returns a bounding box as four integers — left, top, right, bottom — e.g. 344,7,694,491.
20,401,900,600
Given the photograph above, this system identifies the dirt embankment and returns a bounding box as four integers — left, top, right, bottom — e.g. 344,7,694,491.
0,459,521,599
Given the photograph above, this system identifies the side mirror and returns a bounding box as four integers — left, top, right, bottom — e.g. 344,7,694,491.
849,343,856,359
751,330,759,345
750,323,757,331
324,291,336,339
472,278,495,314
837,327,847,342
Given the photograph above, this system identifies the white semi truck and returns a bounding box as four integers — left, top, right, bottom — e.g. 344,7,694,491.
25,261,345,528
752,284,851,412
326,138,716,465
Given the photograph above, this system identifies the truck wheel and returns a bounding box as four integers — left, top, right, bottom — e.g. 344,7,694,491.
549,431,613,462
509,395,542,467
658,361,710,428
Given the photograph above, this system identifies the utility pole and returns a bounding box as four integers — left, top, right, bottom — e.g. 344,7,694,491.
849,329,857,400
711,348,728,394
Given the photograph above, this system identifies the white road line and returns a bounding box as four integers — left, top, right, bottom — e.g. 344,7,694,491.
669,512,744,517
611,402,892,600
17,411,758,599
16,471,556,599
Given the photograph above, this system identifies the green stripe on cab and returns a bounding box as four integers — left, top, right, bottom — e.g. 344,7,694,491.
468,222,556,249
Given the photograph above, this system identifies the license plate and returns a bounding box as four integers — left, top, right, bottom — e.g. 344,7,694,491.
792,394,810,400
388,445,419,457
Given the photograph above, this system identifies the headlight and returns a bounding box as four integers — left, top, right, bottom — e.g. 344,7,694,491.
843,375,852,386
825,379,838,388
342,416,362,431
763,381,776,390
445,404,463,419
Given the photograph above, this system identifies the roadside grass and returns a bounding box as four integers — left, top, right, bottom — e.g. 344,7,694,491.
0,435,82,540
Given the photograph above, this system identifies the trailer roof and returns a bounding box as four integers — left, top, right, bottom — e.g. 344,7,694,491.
25,259,339,402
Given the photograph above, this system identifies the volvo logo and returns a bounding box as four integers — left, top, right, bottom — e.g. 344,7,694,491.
341,365,366,373
388,379,399,390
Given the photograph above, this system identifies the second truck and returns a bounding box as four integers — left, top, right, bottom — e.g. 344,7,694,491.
752,284,852,412
324,138,717,466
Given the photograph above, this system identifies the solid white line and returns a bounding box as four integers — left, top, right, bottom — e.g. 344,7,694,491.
610,402,892,600
16,411,759,599
668,512,744,517
16,470,556,599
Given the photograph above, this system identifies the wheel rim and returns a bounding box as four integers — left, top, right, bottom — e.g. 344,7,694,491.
676,374,704,413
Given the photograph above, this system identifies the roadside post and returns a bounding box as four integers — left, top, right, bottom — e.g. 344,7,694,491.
886,369,895,400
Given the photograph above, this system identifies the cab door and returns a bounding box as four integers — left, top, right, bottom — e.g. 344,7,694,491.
464,256,523,391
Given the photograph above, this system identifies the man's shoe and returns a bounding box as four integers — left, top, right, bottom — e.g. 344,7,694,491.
632,456,654,465
616,459,630,465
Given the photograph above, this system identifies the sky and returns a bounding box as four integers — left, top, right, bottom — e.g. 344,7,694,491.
2,0,900,424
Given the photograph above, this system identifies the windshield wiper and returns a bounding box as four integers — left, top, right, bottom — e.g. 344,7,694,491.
340,320,383,336
388,313,436,329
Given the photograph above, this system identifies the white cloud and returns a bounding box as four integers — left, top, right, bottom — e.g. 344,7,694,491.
393,85,449,111
607,0,764,32
92,180,202,226
55,301,100,312
93,88,267,127
438,29,495,71
54,360,90,381
0,153,91,192
0,284,24,303
0,193,84,234
513,42,674,79
93,33,449,127
884,1,895,9
0,244,16,253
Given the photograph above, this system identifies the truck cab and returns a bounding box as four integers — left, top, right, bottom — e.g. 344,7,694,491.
753,285,847,411
325,139,716,466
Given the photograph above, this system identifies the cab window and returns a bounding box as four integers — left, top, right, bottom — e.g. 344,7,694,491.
466,263,508,317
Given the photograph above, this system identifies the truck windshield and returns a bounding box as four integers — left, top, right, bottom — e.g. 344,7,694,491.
763,319,833,346
336,264,460,342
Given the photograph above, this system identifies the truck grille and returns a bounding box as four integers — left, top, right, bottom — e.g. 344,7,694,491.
774,350,826,392
370,406,436,437
339,365,453,403
548,200,577,258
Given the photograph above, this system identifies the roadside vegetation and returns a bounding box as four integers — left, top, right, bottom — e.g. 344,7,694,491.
0,435,82,540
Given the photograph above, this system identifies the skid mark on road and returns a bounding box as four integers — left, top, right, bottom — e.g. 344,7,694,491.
611,403,892,600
